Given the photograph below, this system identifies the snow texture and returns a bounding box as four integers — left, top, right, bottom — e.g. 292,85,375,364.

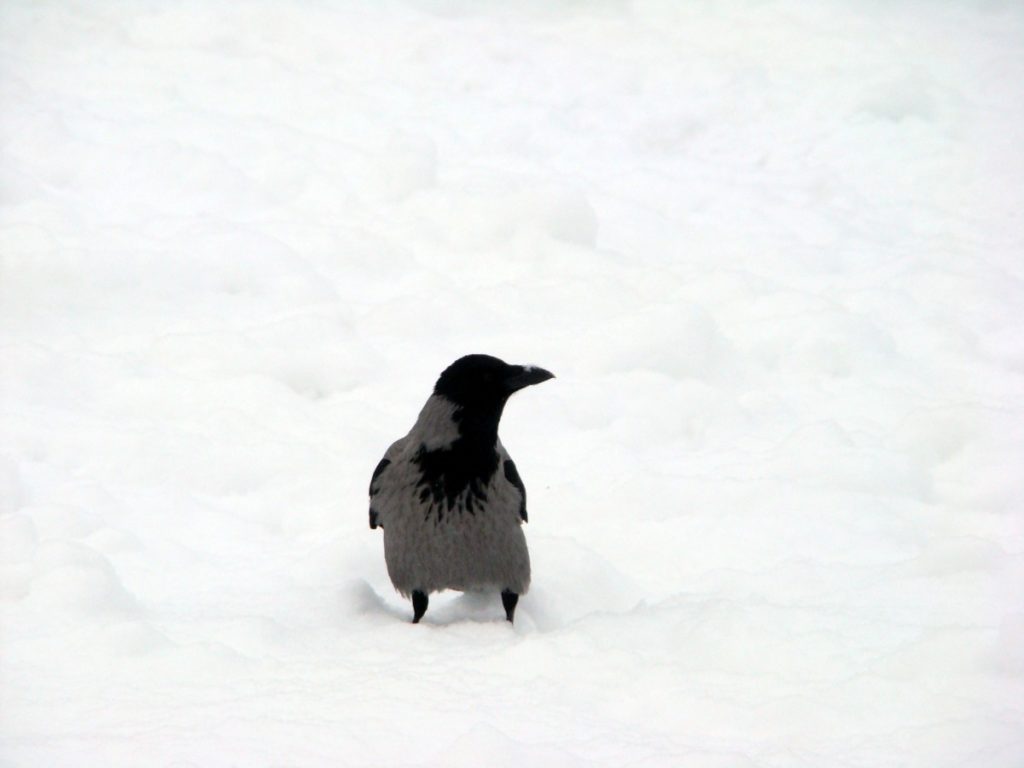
2,1,1023,766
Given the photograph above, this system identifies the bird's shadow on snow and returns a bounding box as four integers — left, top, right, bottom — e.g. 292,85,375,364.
432,590,515,625
340,579,410,623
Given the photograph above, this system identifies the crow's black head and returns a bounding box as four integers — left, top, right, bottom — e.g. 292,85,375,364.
434,354,554,413
417,354,554,512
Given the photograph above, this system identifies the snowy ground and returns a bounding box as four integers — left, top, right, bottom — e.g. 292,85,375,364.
2,1,1023,766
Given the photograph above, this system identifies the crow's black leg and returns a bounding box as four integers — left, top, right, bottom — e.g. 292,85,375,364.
412,591,428,623
501,590,519,623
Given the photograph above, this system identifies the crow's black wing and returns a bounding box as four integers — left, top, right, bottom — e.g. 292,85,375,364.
368,438,406,529
368,457,390,529
503,458,528,523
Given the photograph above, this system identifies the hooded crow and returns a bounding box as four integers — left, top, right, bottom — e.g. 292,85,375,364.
368,354,554,623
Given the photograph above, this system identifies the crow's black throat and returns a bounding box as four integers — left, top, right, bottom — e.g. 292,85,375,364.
413,430,498,520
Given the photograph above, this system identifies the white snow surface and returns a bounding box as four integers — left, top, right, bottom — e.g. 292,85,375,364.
2,1,1023,765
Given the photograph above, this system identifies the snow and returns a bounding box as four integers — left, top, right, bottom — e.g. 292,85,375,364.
2,0,1023,765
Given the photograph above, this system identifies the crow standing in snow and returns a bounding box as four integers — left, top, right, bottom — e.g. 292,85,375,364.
368,354,554,624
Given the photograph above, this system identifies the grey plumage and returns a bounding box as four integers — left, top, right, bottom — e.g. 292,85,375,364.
373,399,530,595
368,354,553,623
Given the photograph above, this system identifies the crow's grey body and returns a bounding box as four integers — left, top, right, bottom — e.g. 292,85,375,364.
368,355,552,623
372,397,530,597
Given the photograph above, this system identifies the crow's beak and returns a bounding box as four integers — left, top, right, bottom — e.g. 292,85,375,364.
504,364,555,393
